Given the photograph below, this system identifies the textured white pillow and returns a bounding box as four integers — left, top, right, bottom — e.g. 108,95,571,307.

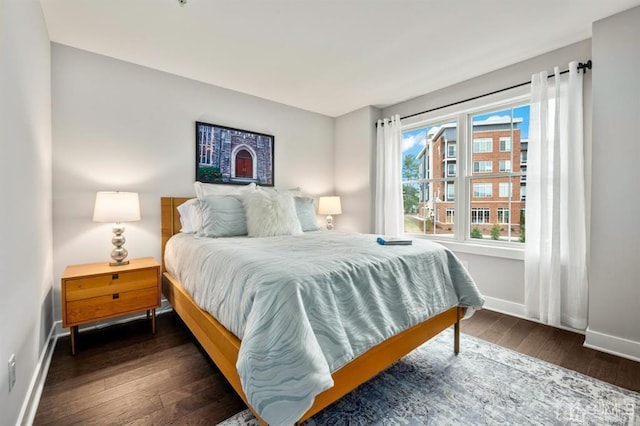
243,190,303,237
177,198,199,233
194,181,256,199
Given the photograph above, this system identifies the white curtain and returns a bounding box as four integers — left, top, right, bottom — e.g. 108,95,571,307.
374,115,404,236
524,62,588,330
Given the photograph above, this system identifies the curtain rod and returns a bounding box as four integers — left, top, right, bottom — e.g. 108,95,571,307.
376,60,592,126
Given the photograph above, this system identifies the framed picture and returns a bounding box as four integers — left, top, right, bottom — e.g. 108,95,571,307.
195,121,274,186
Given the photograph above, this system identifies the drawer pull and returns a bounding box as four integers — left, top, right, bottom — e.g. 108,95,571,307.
112,274,119,280
112,293,120,299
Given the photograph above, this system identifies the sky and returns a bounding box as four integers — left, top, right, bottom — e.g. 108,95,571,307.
402,104,530,160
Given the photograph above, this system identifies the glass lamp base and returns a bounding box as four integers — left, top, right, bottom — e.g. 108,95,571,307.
326,215,334,230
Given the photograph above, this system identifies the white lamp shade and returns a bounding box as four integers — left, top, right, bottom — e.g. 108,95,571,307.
318,196,342,215
93,191,141,223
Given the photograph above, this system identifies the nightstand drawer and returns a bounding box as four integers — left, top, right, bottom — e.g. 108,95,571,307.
65,269,157,301
66,286,159,324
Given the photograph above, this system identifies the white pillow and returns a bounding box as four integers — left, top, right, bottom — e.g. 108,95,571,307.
243,190,303,237
257,185,302,196
177,199,199,233
194,181,256,199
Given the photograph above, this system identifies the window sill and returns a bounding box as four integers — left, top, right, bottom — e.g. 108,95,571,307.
413,236,524,260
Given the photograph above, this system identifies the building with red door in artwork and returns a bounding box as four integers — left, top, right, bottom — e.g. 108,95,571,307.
196,122,273,185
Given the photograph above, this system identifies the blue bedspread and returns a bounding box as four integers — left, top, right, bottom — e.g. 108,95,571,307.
165,231,484,425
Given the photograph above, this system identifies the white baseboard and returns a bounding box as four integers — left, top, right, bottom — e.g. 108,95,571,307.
584,328,640,363
482,296,640,361
16,322,57,426
481,296,526,318
481,296,585,335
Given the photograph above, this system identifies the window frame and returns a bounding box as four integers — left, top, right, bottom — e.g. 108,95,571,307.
473,182,493,198
473,160,493,173
499,136,512,152
447,143,457,158
471,207,491,224
499,182,513,197
446,182,455,201
497,207,510,224
473,138,493,153
400,91,529,259
445,207,455,224
499,159,512,172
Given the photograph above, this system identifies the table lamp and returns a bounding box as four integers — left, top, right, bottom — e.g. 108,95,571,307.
93,191,141,266
318,196,342,230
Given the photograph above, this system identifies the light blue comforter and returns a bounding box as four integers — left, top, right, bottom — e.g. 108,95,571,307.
165,231,484,425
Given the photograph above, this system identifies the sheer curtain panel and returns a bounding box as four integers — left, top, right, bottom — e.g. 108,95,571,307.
524,62,588,330
374,115,404,236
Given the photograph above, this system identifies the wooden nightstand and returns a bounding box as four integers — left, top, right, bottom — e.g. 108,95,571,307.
61,257,161,355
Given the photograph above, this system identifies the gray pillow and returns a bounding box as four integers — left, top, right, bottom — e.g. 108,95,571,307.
294,196,319,232
197,195,247,237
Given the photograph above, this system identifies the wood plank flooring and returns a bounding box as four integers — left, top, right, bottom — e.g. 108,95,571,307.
34,314,246,425
34,310,640,425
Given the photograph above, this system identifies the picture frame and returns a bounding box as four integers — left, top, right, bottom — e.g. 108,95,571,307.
195,121,274,186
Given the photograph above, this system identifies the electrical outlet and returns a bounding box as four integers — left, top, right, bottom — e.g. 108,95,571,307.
8,354,16,393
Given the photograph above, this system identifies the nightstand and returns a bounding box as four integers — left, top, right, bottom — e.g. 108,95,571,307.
61,257,161,355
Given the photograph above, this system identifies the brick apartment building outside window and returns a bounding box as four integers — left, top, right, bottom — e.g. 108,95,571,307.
401,102,529,243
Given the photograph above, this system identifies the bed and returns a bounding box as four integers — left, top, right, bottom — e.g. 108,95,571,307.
160,195,484,425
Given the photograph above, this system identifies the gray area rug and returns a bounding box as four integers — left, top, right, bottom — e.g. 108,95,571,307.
218,329,639,425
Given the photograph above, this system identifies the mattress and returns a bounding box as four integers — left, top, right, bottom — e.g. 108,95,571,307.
165,231,484,425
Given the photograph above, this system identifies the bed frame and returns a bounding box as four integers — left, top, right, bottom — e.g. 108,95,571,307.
160,197,465,425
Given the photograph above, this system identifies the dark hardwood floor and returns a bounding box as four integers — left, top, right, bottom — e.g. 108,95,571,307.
34,314,246,425
34,310,640,425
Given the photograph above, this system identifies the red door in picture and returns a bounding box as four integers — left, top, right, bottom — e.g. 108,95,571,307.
236,150,253,178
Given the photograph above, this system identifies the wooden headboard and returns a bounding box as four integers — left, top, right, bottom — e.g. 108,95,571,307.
160,197,191,272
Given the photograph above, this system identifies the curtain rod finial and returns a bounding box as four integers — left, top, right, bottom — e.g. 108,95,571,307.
578,60,592,73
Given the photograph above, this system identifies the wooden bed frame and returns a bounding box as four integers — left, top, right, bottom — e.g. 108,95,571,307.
160,197,465,425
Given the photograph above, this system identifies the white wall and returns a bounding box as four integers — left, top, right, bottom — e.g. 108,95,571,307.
334,106,381,233
587,6,640,360
381,40,592,310
0,0,53,424
51,44,335,321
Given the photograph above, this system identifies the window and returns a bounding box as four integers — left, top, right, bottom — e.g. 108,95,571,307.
497,208,510,224
446,208,455,224
447,143,456,158
473,183,492,198
401,122,456,237
473,161,493,173
471,208,490,224
468,104,527,242
446,182,455,201
499,182,512,197
401,100,528,245
473,138,492,153
500,137,512,152
499,160,512,172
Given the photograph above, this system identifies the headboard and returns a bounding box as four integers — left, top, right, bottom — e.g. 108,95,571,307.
160,197,191,272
